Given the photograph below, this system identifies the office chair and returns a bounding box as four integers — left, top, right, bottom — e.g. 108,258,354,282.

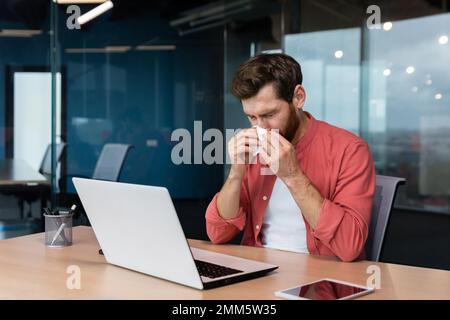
91,143,134,181
18,142,66,218
39,143,67,178
59,143,134,191
365,175,406,262
59,143,133,227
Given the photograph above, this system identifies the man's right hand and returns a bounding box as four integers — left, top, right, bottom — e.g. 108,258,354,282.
228,128,259,177
217,128,259,221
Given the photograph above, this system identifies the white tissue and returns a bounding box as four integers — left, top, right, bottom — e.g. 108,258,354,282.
255,126,267,141
253,126,267,156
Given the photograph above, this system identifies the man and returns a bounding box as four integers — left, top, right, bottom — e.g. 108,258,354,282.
205,53,375,262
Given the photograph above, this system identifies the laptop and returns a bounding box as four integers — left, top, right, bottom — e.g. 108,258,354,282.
72,178,278,290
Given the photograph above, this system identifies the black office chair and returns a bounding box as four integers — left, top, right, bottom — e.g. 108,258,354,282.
18,142,66,218
365,175,406,261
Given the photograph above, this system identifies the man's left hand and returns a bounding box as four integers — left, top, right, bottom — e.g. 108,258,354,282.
259,130,302,182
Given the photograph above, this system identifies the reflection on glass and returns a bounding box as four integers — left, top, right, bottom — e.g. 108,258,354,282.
54,4,225,198
285,28,361,135
283,280,368,300
364,13,450,213
285,12,450,213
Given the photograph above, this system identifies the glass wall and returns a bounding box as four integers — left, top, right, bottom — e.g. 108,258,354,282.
0,1,51,238
362,13,450,213
282,0,450,215
224,0,282,175
51,1,225,201
285,28,361,135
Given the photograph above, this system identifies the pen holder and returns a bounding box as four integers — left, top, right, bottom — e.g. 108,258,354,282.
44,213,74,247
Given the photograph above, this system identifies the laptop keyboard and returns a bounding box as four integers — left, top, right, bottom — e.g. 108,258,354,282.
195,260,243,279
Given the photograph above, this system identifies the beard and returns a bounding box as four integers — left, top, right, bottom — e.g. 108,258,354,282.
281,103,301,142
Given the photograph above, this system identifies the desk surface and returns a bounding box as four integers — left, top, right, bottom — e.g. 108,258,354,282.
0,159,48,186
0,226,448,299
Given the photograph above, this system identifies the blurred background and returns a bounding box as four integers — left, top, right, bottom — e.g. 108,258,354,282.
0,0,448,270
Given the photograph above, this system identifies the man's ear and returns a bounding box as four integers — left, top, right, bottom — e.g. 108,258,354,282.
292,85,306,110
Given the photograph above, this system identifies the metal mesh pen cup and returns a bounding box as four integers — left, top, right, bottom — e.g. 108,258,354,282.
44,213,74,247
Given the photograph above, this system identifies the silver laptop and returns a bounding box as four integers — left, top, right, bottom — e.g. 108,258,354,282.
73,178,278,290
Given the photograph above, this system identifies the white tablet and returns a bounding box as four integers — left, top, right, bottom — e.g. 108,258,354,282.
275,278,374,300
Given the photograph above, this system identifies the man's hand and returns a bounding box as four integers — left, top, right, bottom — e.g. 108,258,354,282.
259,130,302,182
227,128,259,177
217,128,259,221
259,130,324,229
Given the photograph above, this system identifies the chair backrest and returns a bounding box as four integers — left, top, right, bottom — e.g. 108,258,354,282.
39,142,66,176
92,143,133,181
365,175,406,261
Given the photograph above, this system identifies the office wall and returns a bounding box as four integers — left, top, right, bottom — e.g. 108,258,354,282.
0,8,225,199
56,13,224,198
0,21,50,159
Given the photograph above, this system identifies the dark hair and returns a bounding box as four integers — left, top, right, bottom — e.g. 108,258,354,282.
231,53,303,102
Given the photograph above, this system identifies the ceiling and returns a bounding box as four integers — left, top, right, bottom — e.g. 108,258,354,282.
0,0,213,28
0,0,448,29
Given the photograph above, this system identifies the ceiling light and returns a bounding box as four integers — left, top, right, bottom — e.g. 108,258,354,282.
65,46,130,53
0,29,42,37
53,0,107,4
136,45,177,51
105,46,131,52
383,68,391,76
438,35,448,45
435,93,443,100
334,50,344,59
77,0,114,25
383,22,393,31
406,66,415,74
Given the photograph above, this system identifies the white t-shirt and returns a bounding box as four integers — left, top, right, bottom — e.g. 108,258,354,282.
261,178,309,254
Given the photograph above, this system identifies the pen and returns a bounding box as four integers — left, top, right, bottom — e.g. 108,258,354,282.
50,222,66,246
44,207,52,216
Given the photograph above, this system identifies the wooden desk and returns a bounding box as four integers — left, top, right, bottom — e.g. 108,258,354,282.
0,226,448,299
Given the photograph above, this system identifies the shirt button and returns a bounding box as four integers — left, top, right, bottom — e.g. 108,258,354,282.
256,225,260,230
262,196,268,201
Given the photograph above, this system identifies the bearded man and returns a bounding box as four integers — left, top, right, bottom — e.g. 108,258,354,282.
205,53,375,262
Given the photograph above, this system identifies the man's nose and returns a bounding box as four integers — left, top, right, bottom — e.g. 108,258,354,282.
256,119,270,129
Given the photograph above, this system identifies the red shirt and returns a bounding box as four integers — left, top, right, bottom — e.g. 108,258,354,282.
205,112,376,262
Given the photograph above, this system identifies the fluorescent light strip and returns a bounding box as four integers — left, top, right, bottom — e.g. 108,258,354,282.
77,0,114,25
135,45,177,51
0,29,42,37
54,0,107,4
105,46,131,52
65,46,131,53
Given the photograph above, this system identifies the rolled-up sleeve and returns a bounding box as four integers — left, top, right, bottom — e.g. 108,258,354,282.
205,173,250,244
313,141,375,262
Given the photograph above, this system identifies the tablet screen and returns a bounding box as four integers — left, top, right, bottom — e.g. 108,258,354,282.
283,280,370,300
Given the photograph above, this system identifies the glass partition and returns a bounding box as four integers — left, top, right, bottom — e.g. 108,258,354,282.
283,0,450,214
362,13,450,213
50,1,225,205
0,2,52,238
